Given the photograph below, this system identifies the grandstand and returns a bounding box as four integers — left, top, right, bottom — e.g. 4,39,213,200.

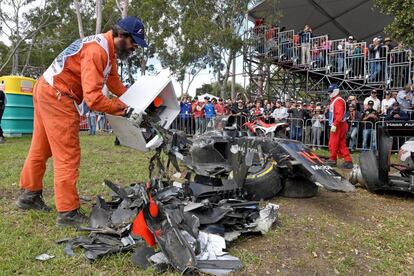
243,0,412,100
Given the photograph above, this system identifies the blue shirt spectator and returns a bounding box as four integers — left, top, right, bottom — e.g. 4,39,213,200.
180,100,192,118
204,102,216,119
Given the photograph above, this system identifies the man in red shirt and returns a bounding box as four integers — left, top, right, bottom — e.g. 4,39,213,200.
215,98,226,115
192,98,205,133
326,84,353,169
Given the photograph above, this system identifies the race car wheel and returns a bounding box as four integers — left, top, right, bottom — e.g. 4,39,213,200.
359,150,383,193
274,129,288,139
243,161,283,200
279,177,318,198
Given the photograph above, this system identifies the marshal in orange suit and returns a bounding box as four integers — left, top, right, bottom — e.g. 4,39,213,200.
17,17,148,227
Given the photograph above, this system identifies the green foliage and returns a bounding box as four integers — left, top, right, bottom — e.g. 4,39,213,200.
375,0,414,47
196,81,245,99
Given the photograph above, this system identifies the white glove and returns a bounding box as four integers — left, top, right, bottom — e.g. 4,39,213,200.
124,106,146,125
145,133,164,150
330,125,337,133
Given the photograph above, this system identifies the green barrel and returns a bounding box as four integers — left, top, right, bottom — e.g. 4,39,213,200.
2,94,34,135
0,75,35,136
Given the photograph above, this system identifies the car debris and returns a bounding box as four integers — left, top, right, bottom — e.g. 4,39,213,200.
57,74,354,274
35,253,55,261
350,123,414,194
58,179,278,274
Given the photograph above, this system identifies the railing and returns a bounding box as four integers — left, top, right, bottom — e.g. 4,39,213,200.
245,26,413,89
80,113,112,133
388,49,412,89
169,114,414,152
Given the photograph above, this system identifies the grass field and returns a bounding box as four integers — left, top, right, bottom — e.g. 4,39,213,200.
1,133,414,275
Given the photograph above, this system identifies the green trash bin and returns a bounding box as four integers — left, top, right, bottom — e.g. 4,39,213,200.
0,75,35,136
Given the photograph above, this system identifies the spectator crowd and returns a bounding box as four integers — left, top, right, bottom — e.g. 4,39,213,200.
176,83,414,151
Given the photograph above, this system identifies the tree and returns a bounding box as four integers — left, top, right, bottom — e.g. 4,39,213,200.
195,81,245,99
73,0,85,38
205,1,249,99
375,0,414,47
0,0,54,75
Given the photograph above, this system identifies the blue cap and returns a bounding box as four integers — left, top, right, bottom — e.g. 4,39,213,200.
117,16,148,47
328,84,339,92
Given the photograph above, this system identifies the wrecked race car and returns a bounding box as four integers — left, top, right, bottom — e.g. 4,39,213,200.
58,73,353,275
60,179,278,274
168,116,355,200
350,122,414,194
106,73,354,200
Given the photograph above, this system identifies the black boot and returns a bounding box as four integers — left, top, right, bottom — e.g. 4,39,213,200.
16,189,51,212
56,208,89,227
341,161,353,170
325,159,337,167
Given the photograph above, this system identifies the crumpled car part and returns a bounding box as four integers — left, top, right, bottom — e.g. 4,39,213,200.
59,179,279,273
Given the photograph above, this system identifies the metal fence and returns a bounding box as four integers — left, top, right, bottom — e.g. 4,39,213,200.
344,42,366,80
388,49,412,89
278,30,295,62
246,26,413,88
310,35,329,70
80,114,112,133
169,114,414,152
327,39,346,75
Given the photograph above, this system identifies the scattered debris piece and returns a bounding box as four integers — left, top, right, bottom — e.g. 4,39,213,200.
35,253,54,261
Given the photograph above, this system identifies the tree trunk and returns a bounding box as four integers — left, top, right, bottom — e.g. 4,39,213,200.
21,38,35,75
116,0,128,19
127,59,134,84
95,0,102,34
74,0,85,38
121,0,128,19
140,49,147,76
11,4,20,75
231,52,236,100
220,50,233,99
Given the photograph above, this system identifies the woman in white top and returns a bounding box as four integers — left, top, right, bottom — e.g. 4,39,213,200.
381,91,395,115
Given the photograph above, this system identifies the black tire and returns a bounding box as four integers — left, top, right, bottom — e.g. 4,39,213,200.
243,161,283,200
359,151,384,193
274,129,288,139
255,128,266,137
279,177,318,198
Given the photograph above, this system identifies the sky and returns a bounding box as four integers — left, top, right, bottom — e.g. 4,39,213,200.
0,0,249,97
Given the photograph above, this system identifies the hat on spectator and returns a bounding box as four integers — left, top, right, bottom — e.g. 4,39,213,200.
368,100,374,105
297,100,303,104
384,37,391,42
316,102,322,106
385,91,390,95
310,101,315,104
315,106,322,111
348,36,354,40
347,95,356,101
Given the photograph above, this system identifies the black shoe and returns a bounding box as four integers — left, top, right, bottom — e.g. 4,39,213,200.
325,159,337,167
341,161,353,170
16,189,51,212
56,208,89,227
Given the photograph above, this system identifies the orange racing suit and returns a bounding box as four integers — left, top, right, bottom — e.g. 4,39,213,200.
19,31,127,212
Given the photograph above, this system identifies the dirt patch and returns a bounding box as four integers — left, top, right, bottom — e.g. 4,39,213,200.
231,188,414,275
